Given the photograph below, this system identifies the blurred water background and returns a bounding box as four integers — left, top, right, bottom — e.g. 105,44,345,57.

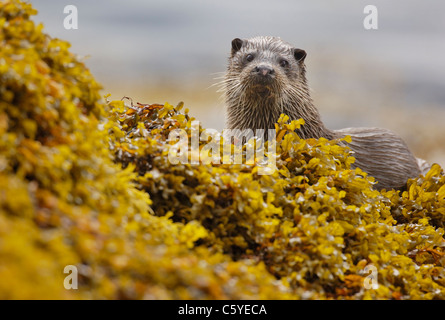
31,0,445,165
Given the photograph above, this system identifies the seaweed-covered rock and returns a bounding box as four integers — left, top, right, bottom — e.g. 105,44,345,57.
108,98,445,299
1,0,445,300
0,0,294,299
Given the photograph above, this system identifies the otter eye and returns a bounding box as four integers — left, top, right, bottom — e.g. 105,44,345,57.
245,54,254,62
279,59,289,68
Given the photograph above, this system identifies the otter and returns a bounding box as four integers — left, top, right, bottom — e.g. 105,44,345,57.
222,36,429,190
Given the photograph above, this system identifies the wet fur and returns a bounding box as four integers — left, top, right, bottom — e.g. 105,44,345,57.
221,36,427,190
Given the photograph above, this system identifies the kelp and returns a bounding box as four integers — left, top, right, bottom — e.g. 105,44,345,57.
1,0,445,300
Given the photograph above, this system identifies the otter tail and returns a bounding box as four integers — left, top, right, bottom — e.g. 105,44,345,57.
416,157,432,176
334,127,421,190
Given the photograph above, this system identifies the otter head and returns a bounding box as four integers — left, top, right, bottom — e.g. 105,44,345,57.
227,36,307,101
224,36,324,136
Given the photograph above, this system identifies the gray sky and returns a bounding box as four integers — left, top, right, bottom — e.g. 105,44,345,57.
31,0,445,84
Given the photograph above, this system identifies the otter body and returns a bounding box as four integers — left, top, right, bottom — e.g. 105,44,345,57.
223,36,426,190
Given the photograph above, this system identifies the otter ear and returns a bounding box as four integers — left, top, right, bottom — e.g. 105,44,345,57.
231,38,244,56
293,48,307,62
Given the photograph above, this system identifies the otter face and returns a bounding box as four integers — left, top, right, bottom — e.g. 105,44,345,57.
228,36,307,99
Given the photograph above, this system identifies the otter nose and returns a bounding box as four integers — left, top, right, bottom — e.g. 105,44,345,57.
253,65,274,77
